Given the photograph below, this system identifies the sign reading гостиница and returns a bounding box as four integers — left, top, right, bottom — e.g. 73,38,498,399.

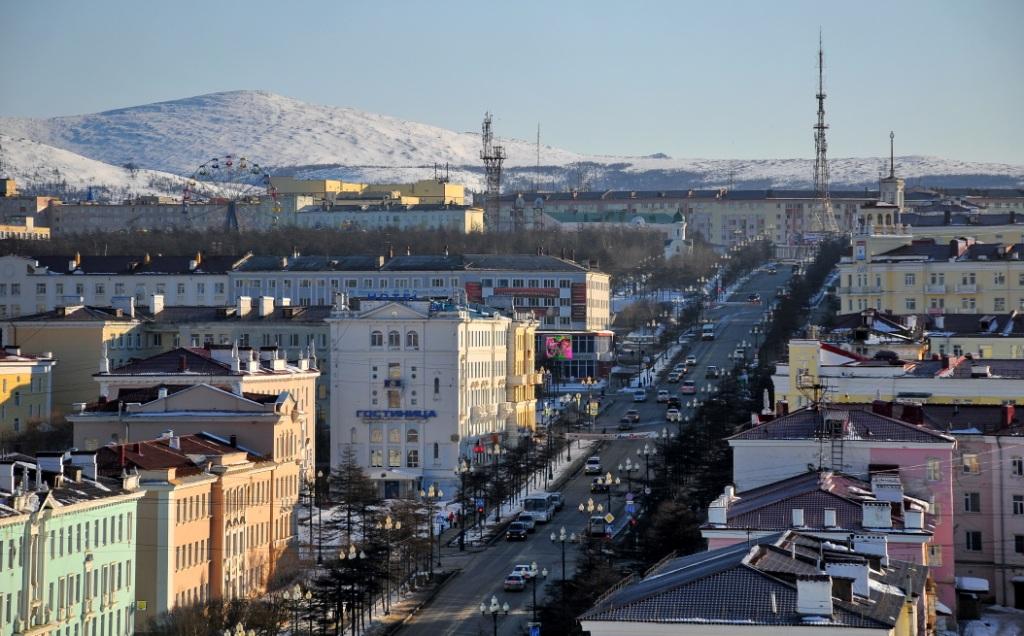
356,409,439,419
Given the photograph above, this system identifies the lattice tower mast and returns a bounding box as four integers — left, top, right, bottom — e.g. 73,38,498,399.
480,112,506,231
812,36,840,234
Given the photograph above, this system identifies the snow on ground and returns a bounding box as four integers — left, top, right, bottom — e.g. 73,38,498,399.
963,606,1024,636
4,90,1022,193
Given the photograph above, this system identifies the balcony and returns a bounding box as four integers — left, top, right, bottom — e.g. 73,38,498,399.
925,284,946,293
955,283,978,293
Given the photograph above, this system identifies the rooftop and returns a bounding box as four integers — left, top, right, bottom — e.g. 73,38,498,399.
96,432,265,475
234,252,593,273
0,452,140,519
731,406,954,444
31,253,249,275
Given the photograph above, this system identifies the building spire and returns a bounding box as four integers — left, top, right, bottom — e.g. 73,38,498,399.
889,131,895,179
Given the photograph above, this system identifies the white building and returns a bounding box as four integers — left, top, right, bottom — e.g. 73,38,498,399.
327,297,539,497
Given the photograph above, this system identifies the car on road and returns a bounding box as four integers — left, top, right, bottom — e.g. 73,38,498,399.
666,371,681,383
732,348,745,360
588,515,609,537
584,456,602,475
767,266,777,274
666,408,682,422
549,492,564,510
680,380,697,394
632,389,647,402
503,573,527,592
666,396,681,409
706,366,721,379
506,522,528,541
516,513,537,532
512,564,538,580
673,363,687,373
590,478,610,493
620,409,640,424
747,293,761,303
656,389,670,403
685,355,698,366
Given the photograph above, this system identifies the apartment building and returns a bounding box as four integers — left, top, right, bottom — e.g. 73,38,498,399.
231,253,611,331
327,298,540,497
285,203,483,233
730,405,956,608
268,177,466,206
839,236,1024,316
94,431,296,622
0,217,49,240
0,452,144,636
0,346,55,436
580,531,935,636
703,471,934,569
775,339,1024,407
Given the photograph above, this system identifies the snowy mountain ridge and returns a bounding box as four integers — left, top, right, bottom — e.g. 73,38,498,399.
2,90,1022,194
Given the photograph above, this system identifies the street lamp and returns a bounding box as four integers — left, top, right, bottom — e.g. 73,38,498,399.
455,458,471,551
582,377,597,428
285,585,303,636
480,595,510,636
600,471,619,512
549,526,576,581
420,484,444,574
618,458,639,493
637,443,656,485
341,545,365,634
316,469,324,565
529,561,549,624
543,402,554,484
221,623,256,636
378,514,401,614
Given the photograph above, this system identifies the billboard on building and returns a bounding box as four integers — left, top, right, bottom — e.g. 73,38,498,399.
545,335,573,360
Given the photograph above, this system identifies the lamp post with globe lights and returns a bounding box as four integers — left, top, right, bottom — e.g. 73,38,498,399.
529,561,549,624
618,458,639,494
419,485,444,574
550,525,576,581
637,443,656,486
455,458,471,551
341,544,366,633
378,515,401,614
480,595,510,636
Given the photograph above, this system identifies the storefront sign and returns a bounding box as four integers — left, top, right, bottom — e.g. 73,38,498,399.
366,291,422,301
356,409,438,419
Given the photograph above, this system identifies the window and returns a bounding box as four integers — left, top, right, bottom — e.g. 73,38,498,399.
388,449,401,467
36,283,46,295
1016,535,1024,554
905,297,916,311
926,458,941,481
406,450,419,468
1013,456,1024,477
962,297,976,310
370,429,383,443
215,282,225,294
388,428,401,444
963,272,976,285
388,330,400,348
434,377,440,395
964,492,981,512
370,331,383,347
433,442,439,460
387,389,401,408
965,530,982,551
995,297,1006,312
1015,495,1024,515
904,273,916,286
995,272,1006,285
406,331,419,349
963,453,981,474
10,284,19,296
370,450,383,467
406,429,418,443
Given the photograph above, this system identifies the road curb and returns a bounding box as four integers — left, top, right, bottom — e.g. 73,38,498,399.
381,569,461,635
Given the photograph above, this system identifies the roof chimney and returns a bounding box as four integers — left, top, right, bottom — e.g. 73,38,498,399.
796,575,834,617
150,293,164,314
237,295,252,317
825,562,870,599
862,501,893,529
853,534,889,566
904,508,924,530
69,451,98,481
1002,403,1016,429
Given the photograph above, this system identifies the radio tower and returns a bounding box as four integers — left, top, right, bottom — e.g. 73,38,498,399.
812,35,840,234
480,112,506,231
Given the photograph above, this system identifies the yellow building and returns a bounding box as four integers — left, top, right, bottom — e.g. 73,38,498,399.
269,176,465,205
0,178,17,197
775,339,1024,408
506,319,541,431
0,216,50,240
2,302,152,418
839,236,1024,316
0,346,56,435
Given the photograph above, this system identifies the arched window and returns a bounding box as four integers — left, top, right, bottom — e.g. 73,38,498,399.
370,330,383,347
407,428,419,443
388,330,400,348
884,213,892,226
370,450,383,467
406,331,419,349
388,449,401,467
350,427,357,443
434,377,440,395
388,428,401,444
407,450,420,468
433,442,440,460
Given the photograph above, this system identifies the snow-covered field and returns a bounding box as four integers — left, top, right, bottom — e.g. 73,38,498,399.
962,606,1024,636
3,90,1022,195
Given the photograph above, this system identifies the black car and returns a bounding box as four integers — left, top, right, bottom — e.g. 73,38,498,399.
506,522,528,541
747,293,761,303
666,397,681,409
590,478,610,493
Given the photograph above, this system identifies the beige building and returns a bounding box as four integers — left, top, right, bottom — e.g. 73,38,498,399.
269,177,465,206
0,216,50,240
285,203,483,233
0,346,56,436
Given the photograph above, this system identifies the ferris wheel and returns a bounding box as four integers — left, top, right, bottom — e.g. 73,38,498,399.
182,155,280,227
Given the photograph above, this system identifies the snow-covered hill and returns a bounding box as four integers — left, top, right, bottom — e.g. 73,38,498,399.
3,90,1023,192
0,133,199,200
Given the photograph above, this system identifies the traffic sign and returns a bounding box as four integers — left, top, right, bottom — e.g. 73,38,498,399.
604,512,615,524
625,502,636,514
530,626,541,636
625,492,634,501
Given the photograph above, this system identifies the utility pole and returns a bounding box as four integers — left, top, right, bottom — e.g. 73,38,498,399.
480,113,506,232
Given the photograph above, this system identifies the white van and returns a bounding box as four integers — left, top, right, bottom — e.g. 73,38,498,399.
633,389,647,402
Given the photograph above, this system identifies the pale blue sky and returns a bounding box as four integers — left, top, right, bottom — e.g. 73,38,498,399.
3,0,1022,163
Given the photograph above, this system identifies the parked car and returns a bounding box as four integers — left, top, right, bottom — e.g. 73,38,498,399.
549,492,564,510
512,564,537,580
590,478,610,493
666,408,682,422
656,389,670,403
517,513,537,532
666,397,681,409
680,380,697,394
620,409,640,424
506,522,528,541
588,515,609,537
633,389,647,402
685,355,698,366
666,371,681,383
584,456,602,474
504,573,527,591
706,366,721,378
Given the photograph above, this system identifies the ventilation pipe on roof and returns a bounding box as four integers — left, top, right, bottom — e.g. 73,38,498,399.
796,576,834,617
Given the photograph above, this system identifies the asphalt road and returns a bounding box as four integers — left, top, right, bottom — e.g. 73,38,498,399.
396,267,792,636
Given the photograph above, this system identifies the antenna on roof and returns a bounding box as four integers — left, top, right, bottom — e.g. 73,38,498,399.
889,131,895,179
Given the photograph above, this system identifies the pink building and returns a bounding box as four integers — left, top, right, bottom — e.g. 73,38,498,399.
729,405,957,610
702,470,934,571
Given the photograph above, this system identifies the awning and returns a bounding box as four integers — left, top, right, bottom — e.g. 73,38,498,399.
955,576,990,593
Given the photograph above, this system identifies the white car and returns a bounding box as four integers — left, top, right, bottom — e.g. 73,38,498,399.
584,456,602,475
656,389,670,403
512,564,537,580
685,355,698,366
666,408,682,422
516,513,537,532
633,389,647,402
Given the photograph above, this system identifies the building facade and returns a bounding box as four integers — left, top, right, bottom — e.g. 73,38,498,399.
0,347,55,437
327,298,540,497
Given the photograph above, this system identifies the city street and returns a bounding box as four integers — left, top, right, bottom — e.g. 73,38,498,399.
395,266,791,635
